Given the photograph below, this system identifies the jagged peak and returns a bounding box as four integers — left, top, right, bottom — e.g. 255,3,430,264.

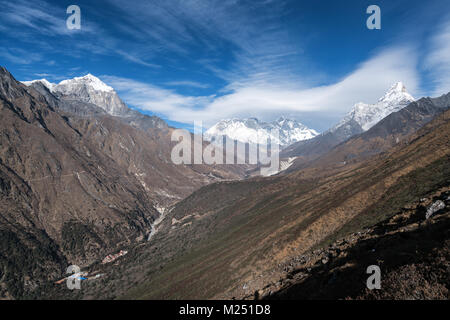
58,73,114,93
387,81,406,92
277,116,286,122
379,81,414,103
333,82,416,133
22,73,114,93
0,66,30,100
0,66,11,76
22,79,56,91
205,116,318,146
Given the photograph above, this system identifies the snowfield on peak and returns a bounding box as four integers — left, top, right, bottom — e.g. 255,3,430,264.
22,79,56,92
57,74,114,93
205,117,319,147
22,74,113,93
332,82,415,132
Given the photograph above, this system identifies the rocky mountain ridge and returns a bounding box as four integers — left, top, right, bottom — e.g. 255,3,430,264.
0,66,248,299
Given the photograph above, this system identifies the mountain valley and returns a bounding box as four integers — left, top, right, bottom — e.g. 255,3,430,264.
1,66,449,300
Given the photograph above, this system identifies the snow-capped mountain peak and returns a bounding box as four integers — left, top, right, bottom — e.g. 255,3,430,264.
378,82,414,103
22,74,127,116
22,79,56,92
22,74,114,94
205,117,319,147
333,82,415,132
58,74,114,93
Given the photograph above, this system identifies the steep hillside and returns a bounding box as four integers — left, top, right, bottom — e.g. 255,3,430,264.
0,67,160,298
63,105,450,300
263,188,449,300
0,67,248,299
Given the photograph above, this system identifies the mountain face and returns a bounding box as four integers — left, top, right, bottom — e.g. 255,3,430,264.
0,67,158,298
332,82,414,132
205,117,318,147
281,82,414,161
23,75,168,131
23,75,128,116
285,92,450,173
18,72,249,207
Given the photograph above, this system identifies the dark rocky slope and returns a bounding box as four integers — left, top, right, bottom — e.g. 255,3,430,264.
262,189,449,300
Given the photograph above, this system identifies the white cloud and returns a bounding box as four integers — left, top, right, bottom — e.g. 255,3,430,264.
425,18,450,96
103,46,418,128
115,50,161,69
101,76,214,115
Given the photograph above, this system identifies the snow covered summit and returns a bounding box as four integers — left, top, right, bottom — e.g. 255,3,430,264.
22,74,127,116
333,82,415,132
205,117,319,147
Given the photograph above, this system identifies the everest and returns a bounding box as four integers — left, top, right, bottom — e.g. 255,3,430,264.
204,117,319,147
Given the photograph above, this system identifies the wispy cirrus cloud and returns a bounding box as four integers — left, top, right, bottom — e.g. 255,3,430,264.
115,50,161,69
164,81,210,89
0,48,43,65
0,0,159,69
0,0,93,36
103,0,298,80
425,17,450,96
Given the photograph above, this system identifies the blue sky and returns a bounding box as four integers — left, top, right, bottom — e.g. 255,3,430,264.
1,0,449,131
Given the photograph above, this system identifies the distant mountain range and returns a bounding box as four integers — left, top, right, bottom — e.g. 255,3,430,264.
205,117,319,147
205,82,414,153
22,77,414,155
